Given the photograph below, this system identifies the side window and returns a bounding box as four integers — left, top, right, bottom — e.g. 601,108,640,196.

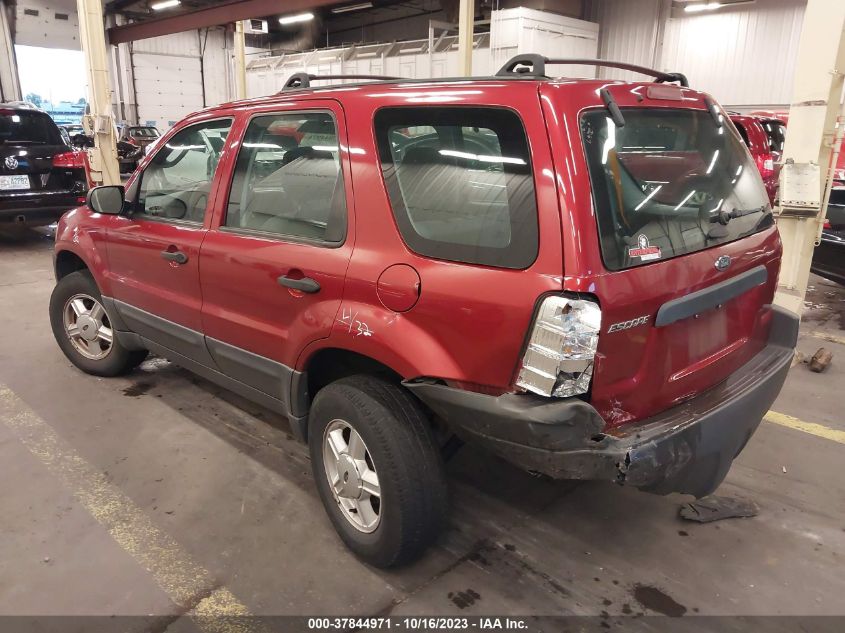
136,119,232,223
374,107,538,269
224,111,346,243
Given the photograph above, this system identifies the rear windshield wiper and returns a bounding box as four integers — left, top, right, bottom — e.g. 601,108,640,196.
707,205,767,238
710,205,766,225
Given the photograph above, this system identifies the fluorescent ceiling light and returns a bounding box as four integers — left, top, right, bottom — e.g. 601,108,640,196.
151,0,180,10
684,2,722,12
332,2,373,14
279,12,314,25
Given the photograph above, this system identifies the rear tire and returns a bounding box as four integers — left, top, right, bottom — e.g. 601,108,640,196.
50,271,148,376
309,375,448,568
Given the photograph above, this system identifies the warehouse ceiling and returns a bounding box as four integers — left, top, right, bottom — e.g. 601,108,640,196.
105,0,445,44
104,0,584,46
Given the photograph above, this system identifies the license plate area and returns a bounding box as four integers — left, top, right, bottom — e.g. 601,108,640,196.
0,175,30,191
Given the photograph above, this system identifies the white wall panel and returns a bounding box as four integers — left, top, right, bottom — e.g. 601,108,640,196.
591,0,662,81
130,29,232,130
132,51,203,129
13,0,78,49
662,0,805,106
199,28,232,108
592,0,806,107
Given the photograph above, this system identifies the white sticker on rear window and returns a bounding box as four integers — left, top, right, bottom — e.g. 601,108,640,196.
628,234,661,261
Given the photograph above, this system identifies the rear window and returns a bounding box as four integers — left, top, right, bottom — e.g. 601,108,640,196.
0,109,62,145
580,108,773,271
129,127,159,138
761,120,786,153
375,107,538,269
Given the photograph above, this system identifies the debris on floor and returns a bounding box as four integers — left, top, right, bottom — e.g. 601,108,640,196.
679,495,760,523
809,348,832,373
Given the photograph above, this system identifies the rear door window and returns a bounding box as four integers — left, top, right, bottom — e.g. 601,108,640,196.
374,107,538,269
580,108,773,270
224,111,346,243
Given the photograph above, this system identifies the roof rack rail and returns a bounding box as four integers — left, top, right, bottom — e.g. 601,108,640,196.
496,54,689,88
281,72,402,91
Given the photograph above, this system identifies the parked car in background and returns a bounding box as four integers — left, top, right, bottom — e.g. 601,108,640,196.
62,124,85,137
811,225,845,286
119,125,161,151
69,131,144,175
729,113,785,204
1,102,90,227
827,136,845,226
49,57,797,567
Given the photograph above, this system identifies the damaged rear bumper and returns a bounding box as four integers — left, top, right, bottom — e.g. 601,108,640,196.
405,305,798,498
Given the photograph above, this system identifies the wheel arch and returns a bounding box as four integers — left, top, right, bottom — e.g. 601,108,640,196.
301,347,403,404
55,249,89,281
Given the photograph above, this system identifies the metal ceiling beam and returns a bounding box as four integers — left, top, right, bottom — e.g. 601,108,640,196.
107,0,337,45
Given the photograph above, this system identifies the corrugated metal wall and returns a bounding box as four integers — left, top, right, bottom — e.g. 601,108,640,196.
591,0,663,82
592,0,806,107
662,0,805,107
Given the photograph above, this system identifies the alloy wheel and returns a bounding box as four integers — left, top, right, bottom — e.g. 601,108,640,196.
62,293,114,361
323,418,382,533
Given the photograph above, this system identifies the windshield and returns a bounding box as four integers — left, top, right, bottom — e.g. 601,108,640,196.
580,108,773,271
130,127,159,138
0,109,63,145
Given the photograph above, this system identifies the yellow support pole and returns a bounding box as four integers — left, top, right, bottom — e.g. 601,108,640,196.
457,0,474,77
76,0,121,186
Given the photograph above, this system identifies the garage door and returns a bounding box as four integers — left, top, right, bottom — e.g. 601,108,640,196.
132,52,204,131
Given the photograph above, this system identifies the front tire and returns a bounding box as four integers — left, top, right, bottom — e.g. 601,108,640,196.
50,270,148,376
309,375,448,568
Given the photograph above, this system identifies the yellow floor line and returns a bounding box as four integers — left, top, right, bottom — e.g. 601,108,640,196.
764,410,845,445
807,331,845,347
0,385,260,633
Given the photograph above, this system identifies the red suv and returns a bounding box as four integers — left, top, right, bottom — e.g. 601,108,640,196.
49,55,798,567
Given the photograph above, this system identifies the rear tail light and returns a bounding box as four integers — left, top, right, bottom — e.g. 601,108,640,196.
824,219,832,229
53,150,87,169
755,152,775,180
516,296,601,398
53,150,93,189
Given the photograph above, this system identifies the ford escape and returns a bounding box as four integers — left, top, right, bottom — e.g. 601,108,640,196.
49,55,798,567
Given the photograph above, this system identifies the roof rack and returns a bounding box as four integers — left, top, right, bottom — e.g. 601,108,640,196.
281,72,402,91
495,54,689,88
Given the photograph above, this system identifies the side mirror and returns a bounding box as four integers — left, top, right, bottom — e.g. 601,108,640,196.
87,185,125,215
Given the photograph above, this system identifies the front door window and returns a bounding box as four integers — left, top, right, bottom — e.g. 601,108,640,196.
136,119,232,223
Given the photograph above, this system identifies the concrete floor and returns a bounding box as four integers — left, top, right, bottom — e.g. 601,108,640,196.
1,226,844,629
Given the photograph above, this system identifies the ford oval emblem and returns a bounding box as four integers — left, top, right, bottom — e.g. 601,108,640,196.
715,255,732,271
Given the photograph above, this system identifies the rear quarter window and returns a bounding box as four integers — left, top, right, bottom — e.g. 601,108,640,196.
374,107,538,269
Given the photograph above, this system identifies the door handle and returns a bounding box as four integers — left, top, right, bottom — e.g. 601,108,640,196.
160,249,188,264
277,274,320,293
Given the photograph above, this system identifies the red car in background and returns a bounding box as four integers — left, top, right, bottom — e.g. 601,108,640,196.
729,113,785,205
